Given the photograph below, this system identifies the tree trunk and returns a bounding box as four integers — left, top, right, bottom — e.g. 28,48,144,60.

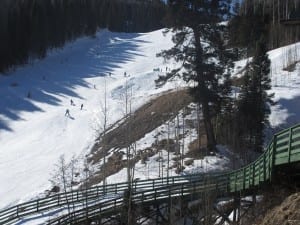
202,100,217,152
193,28,217,152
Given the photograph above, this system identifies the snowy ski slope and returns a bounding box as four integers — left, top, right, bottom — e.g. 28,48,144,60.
0,28,300,210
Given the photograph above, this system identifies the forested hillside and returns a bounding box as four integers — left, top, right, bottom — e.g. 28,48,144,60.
229,0,300,55
0,0,165,73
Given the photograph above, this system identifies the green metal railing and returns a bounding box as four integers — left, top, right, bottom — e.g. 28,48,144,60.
228,123,300,192
1,124,300,225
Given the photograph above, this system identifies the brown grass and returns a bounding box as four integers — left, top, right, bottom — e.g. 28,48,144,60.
283,60,300,72
257,192,300,225
185,135,208,159
85,89,193,187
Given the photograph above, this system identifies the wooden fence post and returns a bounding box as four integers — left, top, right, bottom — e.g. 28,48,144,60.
271,135,277,182
288,128,293,163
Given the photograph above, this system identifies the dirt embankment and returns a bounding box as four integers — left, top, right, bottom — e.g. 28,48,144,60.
240,186,300,225
86,89,194,186
256,192,300,225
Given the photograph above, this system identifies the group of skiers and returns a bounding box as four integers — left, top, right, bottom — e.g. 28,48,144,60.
65,99,83,117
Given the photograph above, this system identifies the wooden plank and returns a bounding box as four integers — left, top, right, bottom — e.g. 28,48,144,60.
291,140,300,148
275,156,289,165
276,132,289,141
290,152,300,163
275,152,289,159
276,137,289,145
292,126,300,134
291,132,300,140
275,145,289,153
291,148,300,155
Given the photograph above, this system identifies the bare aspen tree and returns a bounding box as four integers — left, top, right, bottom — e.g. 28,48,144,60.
120,78,136,225
176,113,180,173
196,103,203,168
278,0,280,24
100,78,109,192
69,155,78,212
156,132,162,178
58,155,71,215
167,120,170,182
82,157,93,217
50,154,80,220
181,108,185,172
157,129,164,179
273,0,275,24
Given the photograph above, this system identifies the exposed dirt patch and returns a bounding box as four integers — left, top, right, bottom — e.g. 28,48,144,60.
238,185,300,225
283,60,300,72
85,89,194,186
256,192,300,225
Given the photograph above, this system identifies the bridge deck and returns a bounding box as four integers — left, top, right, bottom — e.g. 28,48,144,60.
1,124,300,224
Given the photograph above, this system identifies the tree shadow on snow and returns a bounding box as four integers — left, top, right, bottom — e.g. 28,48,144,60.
0,31,149,131
265,94,300,141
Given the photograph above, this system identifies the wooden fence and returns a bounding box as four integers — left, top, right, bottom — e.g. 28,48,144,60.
1,124,300,225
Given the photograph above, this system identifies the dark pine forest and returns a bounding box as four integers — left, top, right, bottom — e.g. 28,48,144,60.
0,0,165,73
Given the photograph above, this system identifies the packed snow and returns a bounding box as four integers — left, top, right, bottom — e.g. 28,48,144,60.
234,42,300,130
1,27,300,212
0,29,181,209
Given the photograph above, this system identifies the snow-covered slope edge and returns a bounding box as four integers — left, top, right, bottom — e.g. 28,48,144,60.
234,42,300,129
0,29,181,209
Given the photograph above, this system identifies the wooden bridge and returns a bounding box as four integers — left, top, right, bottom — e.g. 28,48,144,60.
1,124,300,225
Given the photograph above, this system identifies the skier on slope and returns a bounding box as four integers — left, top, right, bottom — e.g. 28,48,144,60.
80,104,83,110
65,109,70,117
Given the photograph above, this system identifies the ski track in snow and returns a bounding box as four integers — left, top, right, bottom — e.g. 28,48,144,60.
0,29,178,209
0,27,300,211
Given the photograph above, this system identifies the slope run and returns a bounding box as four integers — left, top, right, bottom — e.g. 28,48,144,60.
0,29,179,209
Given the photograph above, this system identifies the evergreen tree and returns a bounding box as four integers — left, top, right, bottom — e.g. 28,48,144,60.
157,0,232,151
237,37,274,152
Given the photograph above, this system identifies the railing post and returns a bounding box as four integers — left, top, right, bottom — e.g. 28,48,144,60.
268,144,272,182
258,160,261,184
263,153,266,182
252,164,255,187
235,172,237,192
288,128,293,163
271,135,277,182
227,173,230,193
243,168,246,191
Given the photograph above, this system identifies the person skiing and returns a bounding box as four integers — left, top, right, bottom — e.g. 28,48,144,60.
65,109,70,117
70,99,74,106
80,104,83,110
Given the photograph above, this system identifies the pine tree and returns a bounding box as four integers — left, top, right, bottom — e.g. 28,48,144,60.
237,37,274,152
157,0,232,151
